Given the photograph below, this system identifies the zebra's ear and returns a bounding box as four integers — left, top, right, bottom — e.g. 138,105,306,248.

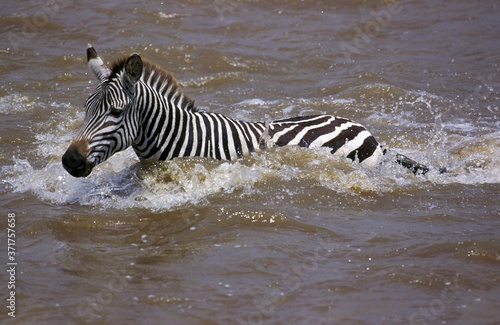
87,44,110,81
123,54,143,94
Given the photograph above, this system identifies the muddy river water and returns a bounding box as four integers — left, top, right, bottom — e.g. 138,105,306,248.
0,0,499,324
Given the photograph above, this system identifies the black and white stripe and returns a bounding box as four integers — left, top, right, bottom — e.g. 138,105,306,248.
62,45,428,178
268,115,383,167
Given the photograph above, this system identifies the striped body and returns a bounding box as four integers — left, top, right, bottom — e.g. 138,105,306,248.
269,115,382,167
62,45,384,178
132,110,382,166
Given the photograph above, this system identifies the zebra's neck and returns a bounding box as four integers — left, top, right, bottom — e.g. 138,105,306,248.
131,74,266,161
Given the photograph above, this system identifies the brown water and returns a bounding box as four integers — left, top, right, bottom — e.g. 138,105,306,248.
1,0,499,324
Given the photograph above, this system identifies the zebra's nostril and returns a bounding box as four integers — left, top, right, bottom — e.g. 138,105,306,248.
62,140,93,177
62,148,94,177
62,149,84,169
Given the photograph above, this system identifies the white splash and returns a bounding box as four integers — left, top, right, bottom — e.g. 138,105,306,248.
2,90,499,211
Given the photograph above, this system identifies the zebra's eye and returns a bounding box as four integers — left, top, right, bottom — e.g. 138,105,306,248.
109,106,123,117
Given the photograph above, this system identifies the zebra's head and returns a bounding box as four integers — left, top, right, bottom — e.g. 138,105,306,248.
62,45,143,177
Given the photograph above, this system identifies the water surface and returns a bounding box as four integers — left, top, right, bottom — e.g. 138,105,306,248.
1,0,499,324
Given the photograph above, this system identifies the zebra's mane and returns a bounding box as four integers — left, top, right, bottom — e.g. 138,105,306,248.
109,56,197,112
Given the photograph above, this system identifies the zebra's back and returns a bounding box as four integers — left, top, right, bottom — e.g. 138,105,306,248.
268,115,383,167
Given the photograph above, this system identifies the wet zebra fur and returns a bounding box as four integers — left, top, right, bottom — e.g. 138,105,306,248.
62,45,429,178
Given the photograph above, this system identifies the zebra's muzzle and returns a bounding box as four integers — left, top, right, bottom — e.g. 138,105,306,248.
62,141,95,177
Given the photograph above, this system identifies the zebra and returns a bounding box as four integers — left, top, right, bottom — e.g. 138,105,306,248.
62,45,429,178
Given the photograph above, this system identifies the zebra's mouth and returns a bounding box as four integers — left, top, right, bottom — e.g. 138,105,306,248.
62,141,95,178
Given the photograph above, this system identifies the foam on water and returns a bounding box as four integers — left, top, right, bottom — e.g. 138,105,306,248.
0,93,43,114
2,89,499,211
3,152,271,211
